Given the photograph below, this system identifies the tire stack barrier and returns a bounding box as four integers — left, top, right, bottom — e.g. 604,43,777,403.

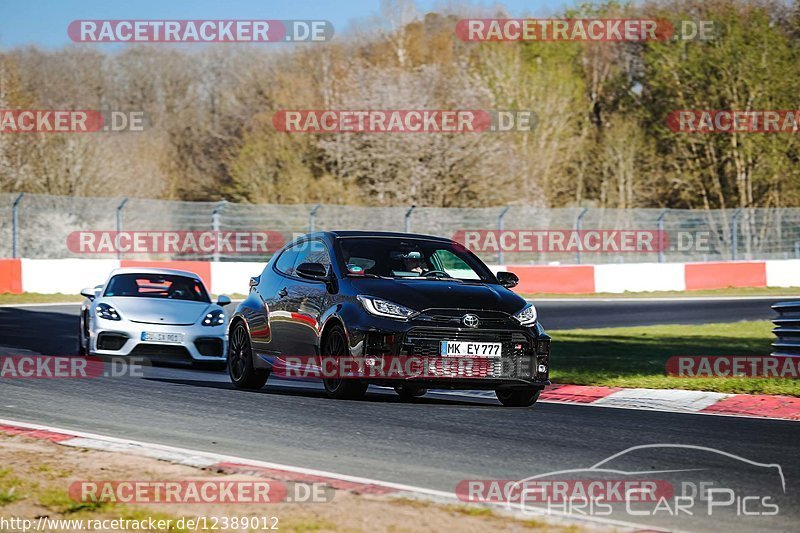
771,301,800,357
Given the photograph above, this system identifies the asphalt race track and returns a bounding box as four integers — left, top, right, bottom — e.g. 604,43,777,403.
1,297,799,532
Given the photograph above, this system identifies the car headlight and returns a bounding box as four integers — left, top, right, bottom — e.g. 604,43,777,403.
513,303,537,326
357,295,418,320
95,303,121,321
202,309,225,326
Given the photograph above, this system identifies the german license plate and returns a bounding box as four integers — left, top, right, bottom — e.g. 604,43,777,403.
440,341,502,358
141,331,184,343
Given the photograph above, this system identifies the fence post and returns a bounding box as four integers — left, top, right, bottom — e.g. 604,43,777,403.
115,198,128,260
497,206,510,265
11,192,24,258
404,205,416,233
212,200,227,262
731,208,742,261
656,209,668,263
308,204,321,233
575,207,588,265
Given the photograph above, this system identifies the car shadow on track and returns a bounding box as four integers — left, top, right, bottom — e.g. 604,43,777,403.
0,307,79,355
142,376,489,407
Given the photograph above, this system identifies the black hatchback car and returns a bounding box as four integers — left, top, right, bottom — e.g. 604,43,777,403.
227,231,551,406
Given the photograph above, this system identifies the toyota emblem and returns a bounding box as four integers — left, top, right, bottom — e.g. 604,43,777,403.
462,314,480,328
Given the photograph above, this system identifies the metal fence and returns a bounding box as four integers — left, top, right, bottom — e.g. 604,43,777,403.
2,192,800,265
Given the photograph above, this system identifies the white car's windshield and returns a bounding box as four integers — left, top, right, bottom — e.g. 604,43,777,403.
104,274,210,302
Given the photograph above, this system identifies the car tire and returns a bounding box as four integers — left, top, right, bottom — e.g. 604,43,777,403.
228,320,269,390
495,388,541,407
394,385,427,399
77,313,88,356
321,324,367,400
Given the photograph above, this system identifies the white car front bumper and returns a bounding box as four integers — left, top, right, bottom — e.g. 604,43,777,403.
89,316,227,363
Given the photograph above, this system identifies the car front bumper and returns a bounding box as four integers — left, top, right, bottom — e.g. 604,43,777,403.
342,315,551,389
89,318,227,364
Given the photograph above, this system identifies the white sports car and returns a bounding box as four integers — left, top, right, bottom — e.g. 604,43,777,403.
78,267,230,367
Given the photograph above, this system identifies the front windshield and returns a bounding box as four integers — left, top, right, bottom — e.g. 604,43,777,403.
337,237,495,282
104,273,210,302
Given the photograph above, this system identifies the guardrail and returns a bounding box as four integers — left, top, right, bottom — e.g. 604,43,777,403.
771,301,800,357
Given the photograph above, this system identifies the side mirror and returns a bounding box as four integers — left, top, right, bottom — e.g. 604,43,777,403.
249,276,260,291
216,295,232,306
80,287,96,300
296,262,328,281
496,271,519,289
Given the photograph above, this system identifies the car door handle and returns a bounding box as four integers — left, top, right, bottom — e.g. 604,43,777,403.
278,288,288,298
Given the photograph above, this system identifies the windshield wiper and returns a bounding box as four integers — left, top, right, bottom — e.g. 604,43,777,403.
416,276,463,282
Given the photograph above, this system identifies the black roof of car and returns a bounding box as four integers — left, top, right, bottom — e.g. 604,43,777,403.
315,230,453,242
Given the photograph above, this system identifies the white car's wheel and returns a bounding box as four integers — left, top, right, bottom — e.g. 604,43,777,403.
77,311,89,356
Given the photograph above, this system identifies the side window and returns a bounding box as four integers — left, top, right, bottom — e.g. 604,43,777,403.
432,249,481,280
274,245,300,276
294,240,332,275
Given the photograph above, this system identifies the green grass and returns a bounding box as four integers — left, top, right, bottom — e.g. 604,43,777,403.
36,489,191,531
0,468,26,506
523,286,800,299
550,320,800,396
38,488,107,514
0,292,84,304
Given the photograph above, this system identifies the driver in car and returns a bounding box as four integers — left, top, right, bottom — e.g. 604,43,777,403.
403,252,428,274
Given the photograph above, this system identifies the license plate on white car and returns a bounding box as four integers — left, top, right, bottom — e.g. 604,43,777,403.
141,332,184,343
440,341,502,358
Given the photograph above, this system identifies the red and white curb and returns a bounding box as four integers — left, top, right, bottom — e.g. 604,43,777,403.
541,384,800,420
435,384,800,421
5,257,800,296
0,418,667,532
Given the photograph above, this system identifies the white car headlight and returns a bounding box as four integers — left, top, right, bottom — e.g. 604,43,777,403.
202,309,225,326
95,303,121,321
357,295,418,320
513,303,537,326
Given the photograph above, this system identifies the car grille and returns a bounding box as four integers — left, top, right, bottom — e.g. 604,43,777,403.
97,332,128,351
424,309,516,328
195,338,224,357
129,344,192,363
403,327,536,379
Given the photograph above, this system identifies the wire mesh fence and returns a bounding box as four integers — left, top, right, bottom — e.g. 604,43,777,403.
2,192,800,265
